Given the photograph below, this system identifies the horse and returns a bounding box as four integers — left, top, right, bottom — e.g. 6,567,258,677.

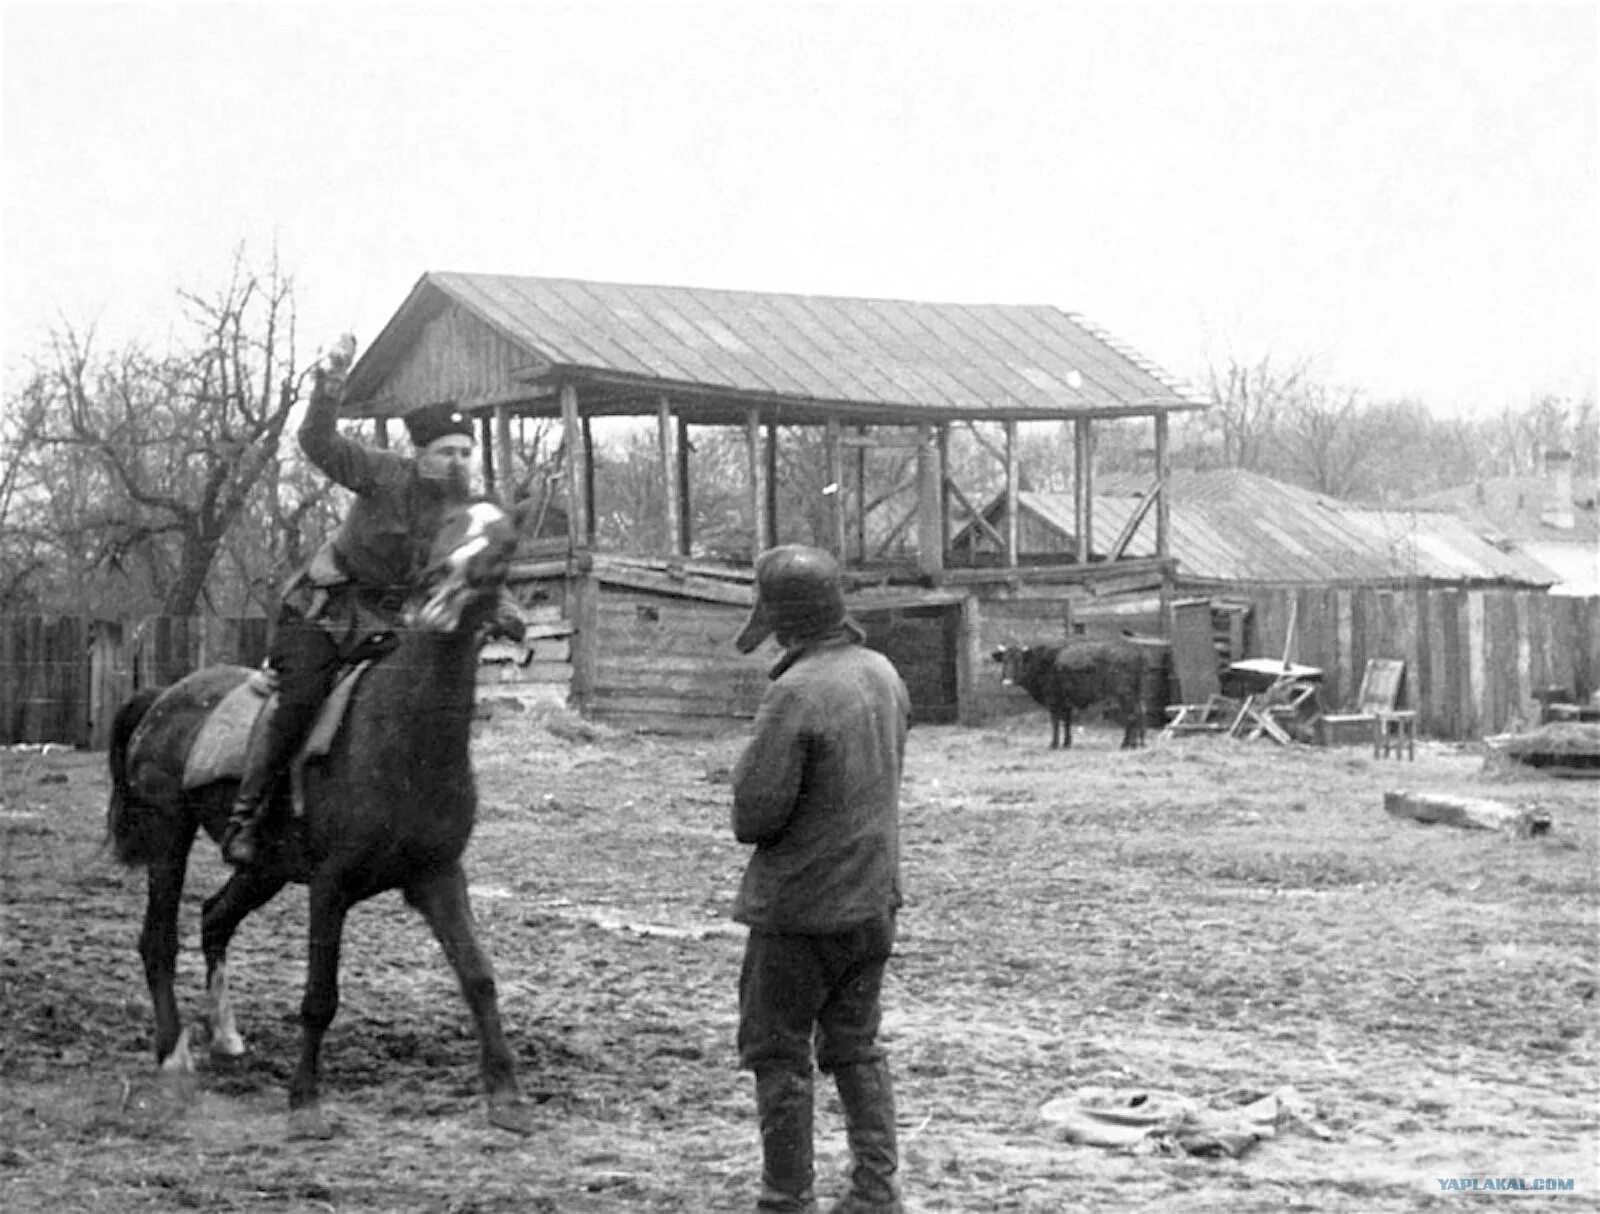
106,497,537,1139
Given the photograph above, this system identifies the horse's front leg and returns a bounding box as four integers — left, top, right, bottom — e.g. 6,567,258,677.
287,876,351,1140
139,853,193,1072
200,867,288,1057
405,862,535,1135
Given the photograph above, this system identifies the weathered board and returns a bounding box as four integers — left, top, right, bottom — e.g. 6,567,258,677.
1383,789,1551,837
857,603,960,725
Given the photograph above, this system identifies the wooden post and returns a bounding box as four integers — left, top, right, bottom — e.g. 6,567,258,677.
765,424,779,549
1074,417,1092,564
374,419,390,449
855,427,868,562
494,405,514,502
560,383,589,548
581,415,597,545
568,567,600,715
479,416,495,495
746,406,769,560
916,424,944,580
1154,410,1172,634
937,424,952,556
825,415,845,558
1004,421,1020,568
1153,412,1170,561
956,594,982,726
677,416,692,556
658,396,682,555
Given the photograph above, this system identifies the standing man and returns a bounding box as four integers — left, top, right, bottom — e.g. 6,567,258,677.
220,339,523,867
730,544,911,1214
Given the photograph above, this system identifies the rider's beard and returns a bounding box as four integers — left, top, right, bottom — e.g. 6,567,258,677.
423,464,473,501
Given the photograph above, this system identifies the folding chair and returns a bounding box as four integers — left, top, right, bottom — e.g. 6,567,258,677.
1228,676,1317,745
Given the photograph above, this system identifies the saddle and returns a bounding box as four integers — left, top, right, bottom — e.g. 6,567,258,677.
183,661,375,815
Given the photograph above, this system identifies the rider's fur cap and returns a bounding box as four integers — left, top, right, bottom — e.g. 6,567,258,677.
734,544,847,654
405,401,475,449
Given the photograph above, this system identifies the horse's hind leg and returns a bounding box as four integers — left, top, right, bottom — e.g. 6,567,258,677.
139,846,196,1072
200,868,287,1057
405,862,535,1135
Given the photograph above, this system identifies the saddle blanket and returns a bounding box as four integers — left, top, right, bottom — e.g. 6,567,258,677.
182,662,373,809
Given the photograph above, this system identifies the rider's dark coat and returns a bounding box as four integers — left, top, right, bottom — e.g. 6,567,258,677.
285,384,460,655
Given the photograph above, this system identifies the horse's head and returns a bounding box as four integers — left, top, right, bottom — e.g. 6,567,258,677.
405,498,525,633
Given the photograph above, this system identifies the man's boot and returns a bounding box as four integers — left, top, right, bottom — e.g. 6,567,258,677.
829,1061,902,1214
220,709,295,867
755,1067,817,1213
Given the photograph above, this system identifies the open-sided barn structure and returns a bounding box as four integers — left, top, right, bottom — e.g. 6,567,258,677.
342,272,1207,730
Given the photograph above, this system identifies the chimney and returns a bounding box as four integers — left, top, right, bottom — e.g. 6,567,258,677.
1541,449,1575,530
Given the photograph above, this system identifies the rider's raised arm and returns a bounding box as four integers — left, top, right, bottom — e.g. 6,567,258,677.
297,350,410,496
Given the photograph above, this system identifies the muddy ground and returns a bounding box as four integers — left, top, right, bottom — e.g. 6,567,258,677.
2,704,1596,1212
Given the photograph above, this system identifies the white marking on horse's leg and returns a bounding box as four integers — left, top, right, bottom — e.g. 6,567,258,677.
208,962,247,1057
159,1025,195,1073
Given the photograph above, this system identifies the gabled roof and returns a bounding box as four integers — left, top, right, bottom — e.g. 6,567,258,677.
344,272,1207,424
957,468,1556,587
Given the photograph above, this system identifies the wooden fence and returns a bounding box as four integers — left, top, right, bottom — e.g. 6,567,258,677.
1,615,269,750
1243,585,1600,738
5,586,1598,747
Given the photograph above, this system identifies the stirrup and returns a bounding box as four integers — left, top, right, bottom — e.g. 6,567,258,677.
221,817,260,867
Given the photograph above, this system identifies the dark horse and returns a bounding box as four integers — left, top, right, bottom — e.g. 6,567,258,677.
106,498,536,1139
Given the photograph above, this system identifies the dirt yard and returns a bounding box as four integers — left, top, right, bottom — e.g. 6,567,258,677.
2,704,1596,1213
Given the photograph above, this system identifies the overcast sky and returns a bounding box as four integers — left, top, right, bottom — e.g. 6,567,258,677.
2,2,1594,416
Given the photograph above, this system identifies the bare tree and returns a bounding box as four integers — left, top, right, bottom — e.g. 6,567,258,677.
1276,382,1377,498
0,392,55,610
1190,354,1309,471
9,246,305,616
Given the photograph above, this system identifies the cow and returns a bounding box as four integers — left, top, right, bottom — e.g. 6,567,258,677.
992,639,1149,749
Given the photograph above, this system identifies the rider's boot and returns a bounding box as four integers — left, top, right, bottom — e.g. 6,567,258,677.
220,708,298,868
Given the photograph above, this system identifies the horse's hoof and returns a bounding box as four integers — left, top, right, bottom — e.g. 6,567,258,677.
209,1035,247,1059
487,1096,538,1136
157,1028,196,1075
288,1106,335,1140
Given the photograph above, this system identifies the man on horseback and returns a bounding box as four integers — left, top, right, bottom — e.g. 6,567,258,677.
220,341,526,868
729,545,911,1214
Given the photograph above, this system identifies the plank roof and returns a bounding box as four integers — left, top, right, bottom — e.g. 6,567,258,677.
959,469,1555,587
344,272,1207,423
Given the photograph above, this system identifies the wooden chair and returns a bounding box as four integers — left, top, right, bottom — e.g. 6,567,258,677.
1318,659,1416,759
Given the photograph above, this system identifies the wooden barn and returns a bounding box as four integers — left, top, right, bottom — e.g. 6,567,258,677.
341,273,1208,732
952,469,1598,737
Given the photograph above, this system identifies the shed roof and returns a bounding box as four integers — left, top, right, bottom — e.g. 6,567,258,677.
344,272,1207,424
960,469,1555,587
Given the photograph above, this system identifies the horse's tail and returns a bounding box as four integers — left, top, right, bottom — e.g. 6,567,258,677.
106,687,164,866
